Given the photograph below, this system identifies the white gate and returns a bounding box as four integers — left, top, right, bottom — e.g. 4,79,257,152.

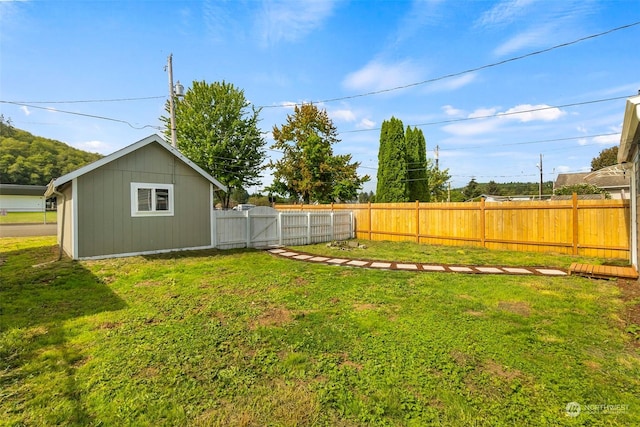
212,207,353,249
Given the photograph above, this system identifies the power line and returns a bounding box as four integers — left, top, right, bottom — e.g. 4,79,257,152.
0,101,161,130
6,96,166,104
258,20,640,108
340,95,632,134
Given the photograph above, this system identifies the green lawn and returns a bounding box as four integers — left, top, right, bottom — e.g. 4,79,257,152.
1,237,639,426
293,239,629,269
0,211,57,224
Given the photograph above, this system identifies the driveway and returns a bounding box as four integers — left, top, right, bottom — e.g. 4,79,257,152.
0,224,57,238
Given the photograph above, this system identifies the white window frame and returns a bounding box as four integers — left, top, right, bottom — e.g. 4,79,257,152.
130,182,174,217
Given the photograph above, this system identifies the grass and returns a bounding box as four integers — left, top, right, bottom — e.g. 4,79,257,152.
293,239,629,269
1,236,639,426
0,211,57,224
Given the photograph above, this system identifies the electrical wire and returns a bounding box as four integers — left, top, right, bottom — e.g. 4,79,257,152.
0,101,161,130
258,21,640,108
339,95,633,134
6,96,166,104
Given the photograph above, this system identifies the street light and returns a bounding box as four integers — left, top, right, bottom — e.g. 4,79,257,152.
167,54,184,148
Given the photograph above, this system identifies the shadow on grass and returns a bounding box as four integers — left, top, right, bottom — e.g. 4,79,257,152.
0,243,127,424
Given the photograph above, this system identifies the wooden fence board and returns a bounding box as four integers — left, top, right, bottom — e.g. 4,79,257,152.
276,198,630,259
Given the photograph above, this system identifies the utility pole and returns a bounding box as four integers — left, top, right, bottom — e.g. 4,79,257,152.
435,145,440,170
537,153,543,199
166,54,184,148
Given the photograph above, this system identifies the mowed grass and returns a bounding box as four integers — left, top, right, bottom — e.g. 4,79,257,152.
1,237,639,426
293,239,629,269
0,211,57,224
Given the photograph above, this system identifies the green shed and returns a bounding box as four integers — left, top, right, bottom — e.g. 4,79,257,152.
45,134,227,260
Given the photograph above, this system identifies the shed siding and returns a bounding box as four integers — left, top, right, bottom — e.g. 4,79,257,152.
75,142,211,258
57,184,74,258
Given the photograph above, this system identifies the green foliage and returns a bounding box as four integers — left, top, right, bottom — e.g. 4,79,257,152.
406,126,429,202
454,181,554,198
591,145,618,171
463,178,482,200
162,80,266,209
485,180,501,196
426,159,451,202
0,123,102,185
376,117,408,202
269,104,369,203
554,183,611,198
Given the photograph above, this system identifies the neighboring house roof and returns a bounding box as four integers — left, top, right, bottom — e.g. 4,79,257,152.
0,184,48,196
554,172,629,190
618,94,640,163
45,134,227,197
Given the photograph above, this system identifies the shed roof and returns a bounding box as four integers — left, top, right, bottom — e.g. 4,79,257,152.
554,172,629,189
618,95,640,163
46,134,227,197
0,184,48,196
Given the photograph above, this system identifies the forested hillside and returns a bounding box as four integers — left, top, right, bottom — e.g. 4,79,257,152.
0,119,102,185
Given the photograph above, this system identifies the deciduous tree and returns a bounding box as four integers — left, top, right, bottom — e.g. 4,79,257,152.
591,146,618,171
162,80,266,208
269,103,368,203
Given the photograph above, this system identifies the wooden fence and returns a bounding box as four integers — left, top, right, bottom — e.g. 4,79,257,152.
276,195,630,259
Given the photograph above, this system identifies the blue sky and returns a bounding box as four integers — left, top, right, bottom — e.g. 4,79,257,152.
1,0,639,193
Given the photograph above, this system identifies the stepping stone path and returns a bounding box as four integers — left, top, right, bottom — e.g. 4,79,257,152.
267,248,568,276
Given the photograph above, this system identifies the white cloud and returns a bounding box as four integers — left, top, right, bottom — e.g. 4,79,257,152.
475,0,538,27
442,105,464,116
20,106,31,116
425,73,477,93
257,0,337,46
74,140,110,153
493,26,552,56
469,107,498,119
342,59,424,93
592,133,621,145
442,103,566,136
330,109,356,122
500,104,566,122
357,118,376,130
555,165,572,174
442,118,501,136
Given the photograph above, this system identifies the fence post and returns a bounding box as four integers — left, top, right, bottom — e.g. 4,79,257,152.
307,212,312,244
350,211,355,239
330,211,334,241
480,197,486,248
415,200,420,243
368,201,372,240
278,212,283,246
572,192,579,255
245,210,251,248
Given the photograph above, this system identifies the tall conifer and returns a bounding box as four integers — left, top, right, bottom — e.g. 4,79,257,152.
376,117,408,202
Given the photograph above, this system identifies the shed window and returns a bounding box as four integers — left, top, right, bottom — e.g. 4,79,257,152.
131,183,174,216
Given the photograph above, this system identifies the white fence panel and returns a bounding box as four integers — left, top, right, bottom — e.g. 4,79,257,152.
212,208,353,249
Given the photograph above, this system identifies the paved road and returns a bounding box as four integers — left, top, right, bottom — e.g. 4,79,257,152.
0,224,57,238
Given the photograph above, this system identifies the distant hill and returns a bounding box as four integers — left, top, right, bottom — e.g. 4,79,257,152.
0,120,102,185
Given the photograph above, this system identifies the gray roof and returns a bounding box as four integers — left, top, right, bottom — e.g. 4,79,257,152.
554,172,630,190
46,134,227,197
0,184,48,196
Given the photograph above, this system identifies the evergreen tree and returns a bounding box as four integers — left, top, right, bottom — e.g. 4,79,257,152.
406,126,429,202
376,117,408,202
463,178,482,200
